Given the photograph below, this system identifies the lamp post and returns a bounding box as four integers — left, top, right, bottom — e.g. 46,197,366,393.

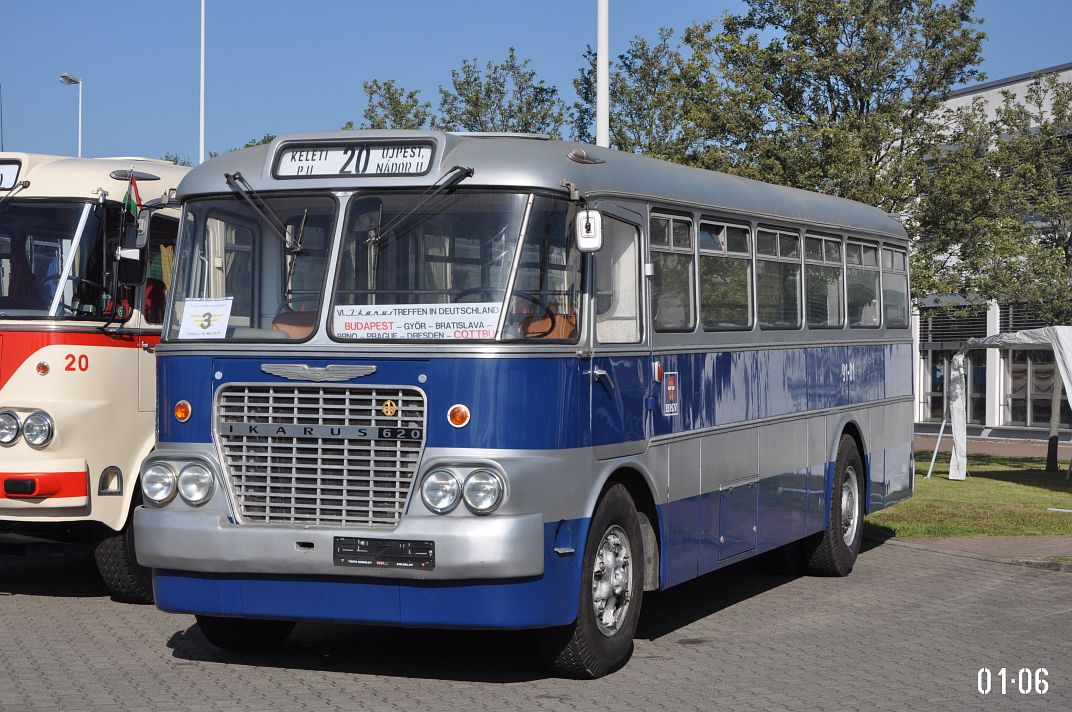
59,72,82,157
199,0,205,164
1,82,6,152
596,0,609,148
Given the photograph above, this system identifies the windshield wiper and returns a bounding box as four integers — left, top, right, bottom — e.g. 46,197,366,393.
0,180,30,212
224,172,299,253
362,165,473,302
368,165,474,249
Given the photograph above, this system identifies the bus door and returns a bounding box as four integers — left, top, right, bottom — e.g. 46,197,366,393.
590,207,650,459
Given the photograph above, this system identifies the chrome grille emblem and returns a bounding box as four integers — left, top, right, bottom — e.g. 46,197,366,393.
261,363,377,382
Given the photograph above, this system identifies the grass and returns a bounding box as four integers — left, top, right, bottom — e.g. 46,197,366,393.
863,453,1072,539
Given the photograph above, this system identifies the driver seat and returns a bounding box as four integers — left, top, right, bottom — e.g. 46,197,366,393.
519,302,577,340
272,311,318,340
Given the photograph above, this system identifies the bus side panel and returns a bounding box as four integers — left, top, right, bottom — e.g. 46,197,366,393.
698,428,758,574
756,420,809,552
662,438,701,587
881,399,914,506
805,416,829,535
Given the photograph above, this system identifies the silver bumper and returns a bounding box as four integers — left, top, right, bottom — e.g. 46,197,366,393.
134,506,546,580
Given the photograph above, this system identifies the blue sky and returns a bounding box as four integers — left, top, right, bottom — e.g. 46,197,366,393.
1,0,1069,161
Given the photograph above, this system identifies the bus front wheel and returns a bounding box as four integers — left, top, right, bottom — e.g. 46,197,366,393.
195,615,296,652
804,434,865,576
538,483,643,679
94,506,153,604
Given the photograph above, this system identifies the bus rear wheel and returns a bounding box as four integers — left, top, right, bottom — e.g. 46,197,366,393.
195,615,296,652
804,434,865,576
538,483,643,679
94,514,153,604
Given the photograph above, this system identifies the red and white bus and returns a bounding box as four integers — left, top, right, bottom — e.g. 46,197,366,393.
0,153,187,601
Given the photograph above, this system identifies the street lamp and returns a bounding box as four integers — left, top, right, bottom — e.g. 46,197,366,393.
59,72,83,157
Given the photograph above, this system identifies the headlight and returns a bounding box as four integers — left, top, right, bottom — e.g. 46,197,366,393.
462,469,504,513
178,464,215,505
0,411,19,445
421,469,460,514
22,411,54,448
142,463,177,505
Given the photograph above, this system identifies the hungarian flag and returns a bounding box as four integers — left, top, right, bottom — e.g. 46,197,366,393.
123,173,142,218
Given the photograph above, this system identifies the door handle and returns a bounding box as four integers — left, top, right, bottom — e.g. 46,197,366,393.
591,366,615,390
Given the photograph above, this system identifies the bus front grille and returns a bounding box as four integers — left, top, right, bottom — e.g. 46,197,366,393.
215,384,426,527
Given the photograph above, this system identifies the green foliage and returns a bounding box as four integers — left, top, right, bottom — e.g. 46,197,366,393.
914,74,1072,322
161,152,192,167
686,0,985,210
349,49,565,136
243,134,277,148
435,48,566,134
359,80,432,130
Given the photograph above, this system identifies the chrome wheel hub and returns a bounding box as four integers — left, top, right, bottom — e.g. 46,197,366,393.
841,465,860,546
591,524,632,637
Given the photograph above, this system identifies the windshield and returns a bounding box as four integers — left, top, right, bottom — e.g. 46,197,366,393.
167,190,580,343
0,200,121,320
166,194,337,341
331,191,579,342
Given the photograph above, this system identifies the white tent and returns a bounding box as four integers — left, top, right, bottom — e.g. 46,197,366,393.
949,326,1072,479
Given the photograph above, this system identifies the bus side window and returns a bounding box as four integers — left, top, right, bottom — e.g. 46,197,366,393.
699,222,753,330
650,214,696,332
143,215,178,325
757,229,802,329
596,216,641,344
882,246,910,328
846,241,880,328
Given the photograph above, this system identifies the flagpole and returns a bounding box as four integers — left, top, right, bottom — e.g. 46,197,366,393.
199,0,206,164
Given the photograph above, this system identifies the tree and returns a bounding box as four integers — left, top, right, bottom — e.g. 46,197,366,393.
436,48,566,135
913,75,1072,323
162,152,192,167
358,79,433,129
684,0,986,211
568,31,718,162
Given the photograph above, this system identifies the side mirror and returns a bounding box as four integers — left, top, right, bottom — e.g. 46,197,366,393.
135,207,152,248
575,209,603,253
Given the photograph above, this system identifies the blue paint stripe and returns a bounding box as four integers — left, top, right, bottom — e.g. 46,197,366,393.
157,343,912,450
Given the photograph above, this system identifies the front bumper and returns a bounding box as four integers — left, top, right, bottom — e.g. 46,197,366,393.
0,460,88,510
134,506,546,580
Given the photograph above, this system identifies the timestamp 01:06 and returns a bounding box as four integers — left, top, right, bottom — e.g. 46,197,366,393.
977,668,1049,695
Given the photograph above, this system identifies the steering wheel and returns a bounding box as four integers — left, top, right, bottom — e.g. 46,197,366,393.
41,275,106,316
452,287,557,338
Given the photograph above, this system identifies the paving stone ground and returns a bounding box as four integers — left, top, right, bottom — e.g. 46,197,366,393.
0,540,1069,712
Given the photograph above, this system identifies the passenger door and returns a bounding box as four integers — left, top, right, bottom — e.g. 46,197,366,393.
590,208,650,459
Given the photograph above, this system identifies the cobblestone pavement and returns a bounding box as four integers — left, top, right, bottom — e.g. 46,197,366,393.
0,541,1069,712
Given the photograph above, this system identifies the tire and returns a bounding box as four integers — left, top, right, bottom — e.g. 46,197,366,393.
196,615,296,652
538,483,644,679
94,513,153,604
803,434,865,576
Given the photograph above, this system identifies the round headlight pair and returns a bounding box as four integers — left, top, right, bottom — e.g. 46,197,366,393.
420,468,505,515
0,411,53,448
142,463,215,506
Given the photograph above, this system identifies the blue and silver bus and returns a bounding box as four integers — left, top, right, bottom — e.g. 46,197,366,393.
134,130,913,678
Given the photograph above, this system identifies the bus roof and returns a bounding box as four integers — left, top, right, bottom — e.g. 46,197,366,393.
175,130,907,240
0,152,189,202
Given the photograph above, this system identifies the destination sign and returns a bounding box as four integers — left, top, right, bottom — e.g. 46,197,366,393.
275,142,434,178
0,161,21,190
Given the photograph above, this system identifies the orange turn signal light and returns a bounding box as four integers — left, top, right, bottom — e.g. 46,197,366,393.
447,404,470,428
174,400,192,423
36,362,50,376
